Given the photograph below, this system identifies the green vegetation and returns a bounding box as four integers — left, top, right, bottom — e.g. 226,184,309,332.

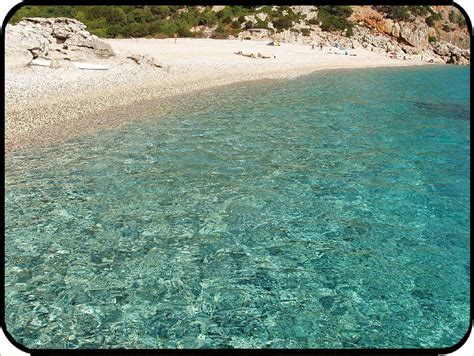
428,36,438,43
211,24,227,39
255,19,269,30
317,6,354,37
300,28,311,36
407,6,431,17
374,6,411,21
265,7,303,32
374,5,448,28
374,6,433,21
272,15,294,31
9,5,257,38
425,12,442,27
10,5,464,40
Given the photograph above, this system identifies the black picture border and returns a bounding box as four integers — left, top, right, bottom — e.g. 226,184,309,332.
1,0,472,354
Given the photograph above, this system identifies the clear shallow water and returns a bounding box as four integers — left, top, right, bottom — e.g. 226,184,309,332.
5,66,470,349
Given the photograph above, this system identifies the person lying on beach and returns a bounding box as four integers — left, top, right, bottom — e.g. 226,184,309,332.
235,50,255,58
234,51,270,59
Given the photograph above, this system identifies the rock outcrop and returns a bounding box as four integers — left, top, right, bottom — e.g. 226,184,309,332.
5,17,114,69
432,40,470,64
127,54,162,67
399,20,430,48
349,6,469,64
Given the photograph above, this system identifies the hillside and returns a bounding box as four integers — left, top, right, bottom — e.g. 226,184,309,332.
8,5,470,64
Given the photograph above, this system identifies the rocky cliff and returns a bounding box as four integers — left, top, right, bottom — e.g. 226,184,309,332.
227,5,470,65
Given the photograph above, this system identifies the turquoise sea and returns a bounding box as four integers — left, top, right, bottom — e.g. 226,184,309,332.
5,66,470,349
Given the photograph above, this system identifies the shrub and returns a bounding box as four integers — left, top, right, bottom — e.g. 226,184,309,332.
220,16,233,25
425,16,434,27
150,6,170,18
300,28,311,36
262,7,279,19
86,17,108,31
128,22,151,37
211,24,228,39
84,7,127,24
327,6,353,18
89,28,107,38
317,6,354,36
177,11,199,28
260,6,273,14
129,8,153,23
272,15,293,31
244,21,254,29
457,15,466,27
153,21,178,36
428,36,437,43
230,6,248,17
106,24,126,37
176,23,193,37
216,6,234,20
408,6,430,17
425,12,442,27
230,20,241,29
197,11,217,26
255,19,269,29
9,5,80,23
374,6,411,21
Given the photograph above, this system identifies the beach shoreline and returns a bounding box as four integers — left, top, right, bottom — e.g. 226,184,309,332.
5,38,430,153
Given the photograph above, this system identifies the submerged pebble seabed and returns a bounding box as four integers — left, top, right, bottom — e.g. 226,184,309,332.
5,66,470,349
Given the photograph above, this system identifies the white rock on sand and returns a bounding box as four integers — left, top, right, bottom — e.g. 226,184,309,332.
5,37,427,152
5,17,115,70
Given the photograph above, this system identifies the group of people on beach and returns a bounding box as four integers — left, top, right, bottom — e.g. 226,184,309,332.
311,43,324,51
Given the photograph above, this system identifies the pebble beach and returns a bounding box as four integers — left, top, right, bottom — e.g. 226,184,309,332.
5,37,428,152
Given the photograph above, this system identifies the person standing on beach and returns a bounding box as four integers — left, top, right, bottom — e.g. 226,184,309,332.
174,33,177,44
312,44,315,50
320,43,323,51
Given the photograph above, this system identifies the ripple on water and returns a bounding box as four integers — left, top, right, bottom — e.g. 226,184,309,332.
5,66,470,349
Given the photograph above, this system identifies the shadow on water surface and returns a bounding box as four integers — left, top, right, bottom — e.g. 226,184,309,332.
412,101,470,120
